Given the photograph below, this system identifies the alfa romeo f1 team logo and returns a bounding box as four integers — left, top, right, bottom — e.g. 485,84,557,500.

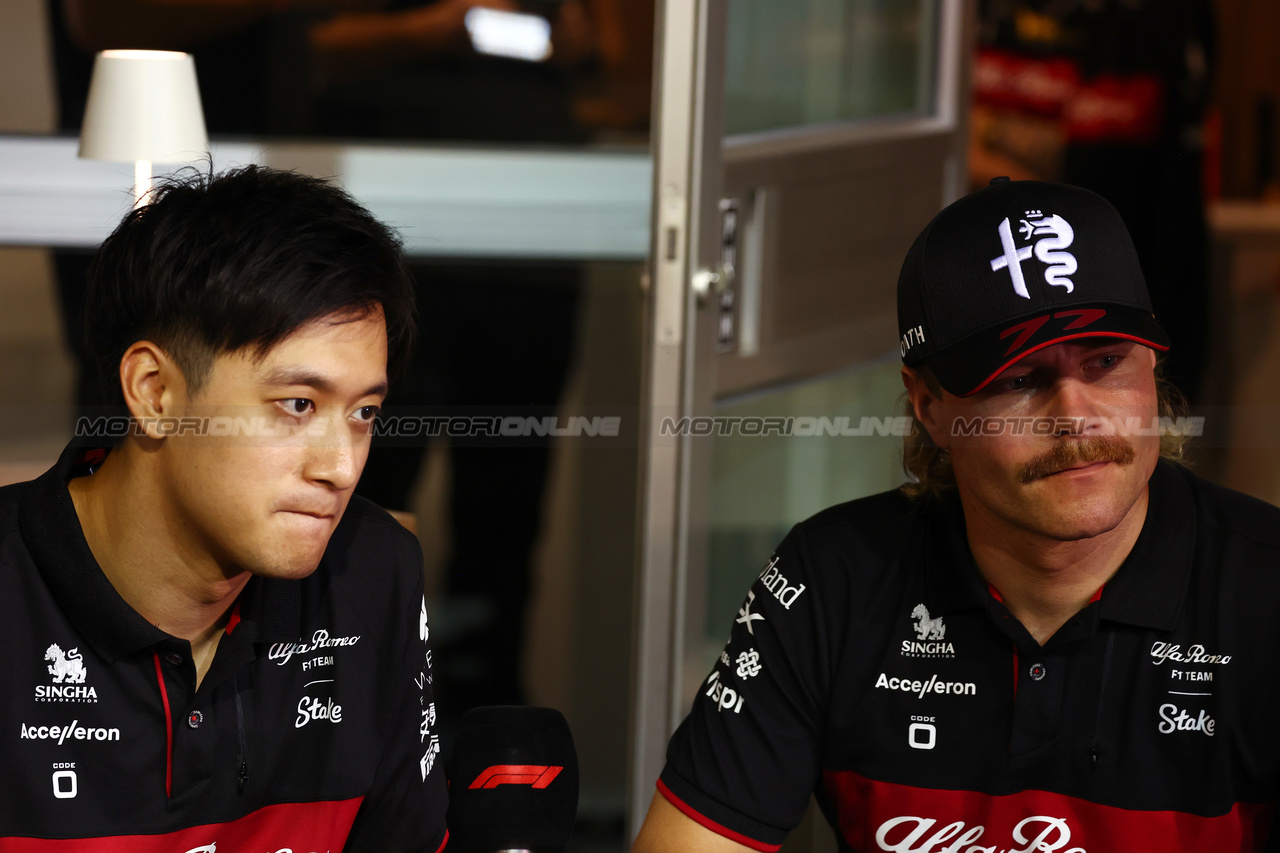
989,211,1078,299
875,814,1086,852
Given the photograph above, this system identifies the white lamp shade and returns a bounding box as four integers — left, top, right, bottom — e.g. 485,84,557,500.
78,50,208,164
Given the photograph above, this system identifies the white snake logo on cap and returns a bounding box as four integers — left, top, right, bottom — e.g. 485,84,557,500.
989,211,1078,299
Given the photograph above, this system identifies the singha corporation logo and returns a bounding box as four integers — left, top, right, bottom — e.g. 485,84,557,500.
911,604,945,640
45,644,86,684
38,643,98,703
901,604,955,659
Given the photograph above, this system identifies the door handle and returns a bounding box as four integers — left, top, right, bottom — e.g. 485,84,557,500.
691,263,734,304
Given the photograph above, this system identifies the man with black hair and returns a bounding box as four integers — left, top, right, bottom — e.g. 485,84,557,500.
0,165,448,851
633,179,1280,852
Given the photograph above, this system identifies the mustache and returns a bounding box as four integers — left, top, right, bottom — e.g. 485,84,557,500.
1019,435,1135,483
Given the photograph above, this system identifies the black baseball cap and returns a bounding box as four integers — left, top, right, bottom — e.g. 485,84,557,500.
897,178,1169,396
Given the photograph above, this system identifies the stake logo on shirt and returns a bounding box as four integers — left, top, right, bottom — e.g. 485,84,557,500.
1157,703,1216,737
295,694,343,728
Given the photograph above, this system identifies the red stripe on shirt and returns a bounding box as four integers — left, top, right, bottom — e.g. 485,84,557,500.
822,769,1273,852
0,797,365,851
151,650,173,798
225,598,242,635
656,779,782,852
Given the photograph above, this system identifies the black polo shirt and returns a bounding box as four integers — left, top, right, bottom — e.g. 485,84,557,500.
0,445,448,852
659,460,1280,852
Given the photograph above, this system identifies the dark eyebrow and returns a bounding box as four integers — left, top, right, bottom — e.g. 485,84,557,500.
261,367,388,399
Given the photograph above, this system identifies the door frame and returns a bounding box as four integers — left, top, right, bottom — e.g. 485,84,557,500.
628,0,974,836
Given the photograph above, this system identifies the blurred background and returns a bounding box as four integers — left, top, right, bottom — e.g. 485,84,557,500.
4,2,1280,850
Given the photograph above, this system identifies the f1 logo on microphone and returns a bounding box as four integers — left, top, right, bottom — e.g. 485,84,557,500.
469,764,564,789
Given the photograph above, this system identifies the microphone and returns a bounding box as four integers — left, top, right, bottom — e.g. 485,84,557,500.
447,705,579,853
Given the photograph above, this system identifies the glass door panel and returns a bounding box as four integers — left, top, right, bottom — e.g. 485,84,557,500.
725,0,939,136
691,358,908,691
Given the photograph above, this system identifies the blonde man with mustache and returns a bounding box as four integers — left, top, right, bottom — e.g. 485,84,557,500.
633,179,1280,853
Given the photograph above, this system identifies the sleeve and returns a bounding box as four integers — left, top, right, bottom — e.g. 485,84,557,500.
658,526,834,852
343,548,449,853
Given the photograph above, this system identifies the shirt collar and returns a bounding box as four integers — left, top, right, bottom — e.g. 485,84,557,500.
1096,459,1195,631
923,492,990,614
19,443,301,662
924,459,1196,630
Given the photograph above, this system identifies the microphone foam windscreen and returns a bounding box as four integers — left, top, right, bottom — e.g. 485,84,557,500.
447,705,579,852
